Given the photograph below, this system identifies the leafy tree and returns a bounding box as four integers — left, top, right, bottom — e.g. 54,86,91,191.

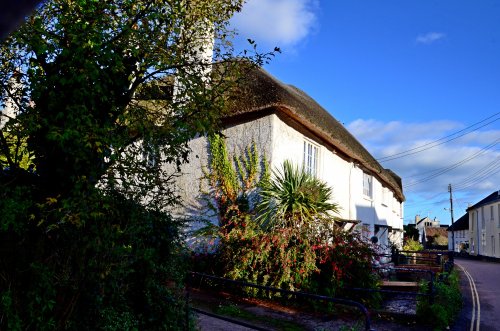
0,0,276,329
403,224,419,242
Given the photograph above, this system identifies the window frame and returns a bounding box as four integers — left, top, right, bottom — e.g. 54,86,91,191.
363,172,373,199
303,139,319,177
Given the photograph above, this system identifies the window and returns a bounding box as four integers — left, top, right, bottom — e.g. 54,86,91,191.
363,172,373,198
481,207,485,229
303,140,319,176
142,141,158,168
471,212,475,231
498,204,500,228
492,236,496,255
491,205,494,221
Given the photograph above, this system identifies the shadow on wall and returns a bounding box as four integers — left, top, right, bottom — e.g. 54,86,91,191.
355,204,390,247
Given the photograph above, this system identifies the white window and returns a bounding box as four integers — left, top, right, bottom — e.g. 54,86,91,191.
382,187,390,206
303,140,319,176
492,236,496,255
363,172,373,198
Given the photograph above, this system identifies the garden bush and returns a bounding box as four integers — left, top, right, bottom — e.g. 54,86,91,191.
194,138,378,303
417,269,462,330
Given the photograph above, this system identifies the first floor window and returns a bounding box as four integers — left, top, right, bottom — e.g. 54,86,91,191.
482,207,485,229
363,172,373,198
303,140,319,176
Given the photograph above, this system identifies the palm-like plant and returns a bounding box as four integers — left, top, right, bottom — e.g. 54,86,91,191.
256,160,340,232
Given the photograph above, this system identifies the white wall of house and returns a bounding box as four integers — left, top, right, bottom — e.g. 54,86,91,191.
448,229,468,252
469,201,500,258
174,113,404,247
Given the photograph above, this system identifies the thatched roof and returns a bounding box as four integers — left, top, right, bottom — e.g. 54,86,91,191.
424,226,448,239
224,65,405,202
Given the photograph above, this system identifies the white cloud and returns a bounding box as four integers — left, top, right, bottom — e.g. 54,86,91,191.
347,118,500,223
231,0,318,47
416,32,446,45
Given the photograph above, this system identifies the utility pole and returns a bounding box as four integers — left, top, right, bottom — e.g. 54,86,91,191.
448,184,455,253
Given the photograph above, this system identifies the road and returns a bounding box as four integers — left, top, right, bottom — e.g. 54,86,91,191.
453,257,500,331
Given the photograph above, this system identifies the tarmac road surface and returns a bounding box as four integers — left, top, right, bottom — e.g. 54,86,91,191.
453,257,500,331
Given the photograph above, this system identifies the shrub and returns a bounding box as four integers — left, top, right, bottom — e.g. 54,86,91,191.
195,140,377,304
417,269,462,330
0,192,188,330
403,238,424,251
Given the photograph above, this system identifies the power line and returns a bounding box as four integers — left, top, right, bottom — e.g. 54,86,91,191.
454,156,500,186
403,138,500,188
375,112,499,163
453,162,500,192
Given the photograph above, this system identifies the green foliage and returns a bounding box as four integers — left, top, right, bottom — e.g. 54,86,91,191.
0,0,278,329
403,224,419,241
310,228,379,299
195,145,377,304
403,238,424,252
201,133,269,229
256,160,340,234
217,216,378,303
417,270,462,330
1,191,189,330
220,223,318,291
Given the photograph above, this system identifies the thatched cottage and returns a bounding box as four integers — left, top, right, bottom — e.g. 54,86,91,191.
176,65,405,248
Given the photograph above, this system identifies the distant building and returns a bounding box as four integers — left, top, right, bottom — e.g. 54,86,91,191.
447,213,469,253
422,226,448,249
414,215,442,246
468,191,500,257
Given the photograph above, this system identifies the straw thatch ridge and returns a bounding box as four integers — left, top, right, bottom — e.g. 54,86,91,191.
223,65,404,202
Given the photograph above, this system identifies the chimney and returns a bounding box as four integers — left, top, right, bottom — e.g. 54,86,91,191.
1,70,22,129
173,9,215,102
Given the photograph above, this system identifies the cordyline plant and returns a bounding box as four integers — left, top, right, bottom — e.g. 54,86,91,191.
0,0,278,329
256,160,340,236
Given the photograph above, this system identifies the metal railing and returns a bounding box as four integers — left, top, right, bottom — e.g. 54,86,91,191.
187,271,374,331
390,250,453,270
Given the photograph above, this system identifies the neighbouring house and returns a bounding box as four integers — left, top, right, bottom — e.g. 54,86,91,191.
447,213,469,253
422,226,448,249
174,65,405,248
414,215,441,245
468,191,500,257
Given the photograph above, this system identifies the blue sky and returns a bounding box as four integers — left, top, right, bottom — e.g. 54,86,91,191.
231,0,500,225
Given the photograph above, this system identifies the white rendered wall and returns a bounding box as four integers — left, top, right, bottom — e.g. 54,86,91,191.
173,115,274,225
468,202,500,258
174,113,404,247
